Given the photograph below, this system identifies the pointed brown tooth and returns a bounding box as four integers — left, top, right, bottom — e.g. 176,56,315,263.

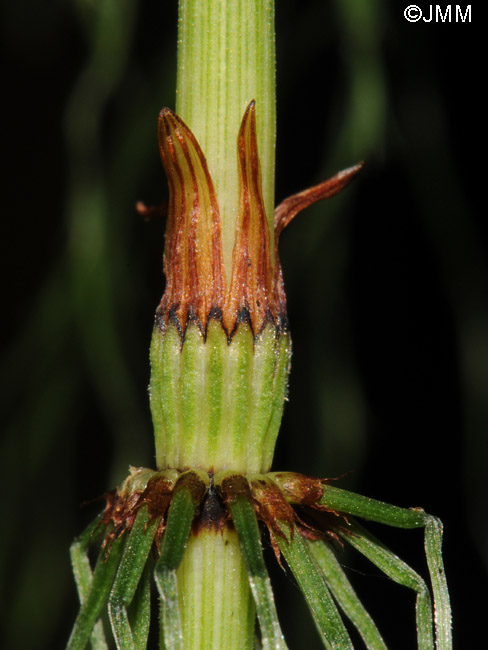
157,108,225,332
274,161,364,238
225,101,275,335
270,162,364,324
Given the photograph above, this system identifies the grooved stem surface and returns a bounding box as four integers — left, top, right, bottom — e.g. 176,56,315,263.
177,528,255,649
176,0,276,278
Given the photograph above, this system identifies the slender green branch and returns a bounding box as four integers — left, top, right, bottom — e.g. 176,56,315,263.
319,485,426,528
108,507,158,649
70,515,108,650
229,494,288,649
155,483,200,650
306,538,387,650
130,562,152,650
67,533,126,650
424,517,452,650
276,524,353,650
338,520,434,650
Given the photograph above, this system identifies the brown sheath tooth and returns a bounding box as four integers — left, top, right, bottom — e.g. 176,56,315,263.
156,103,362,338
273,161,365,238
225,100,274,335
271,162,364,323
157,108,225,331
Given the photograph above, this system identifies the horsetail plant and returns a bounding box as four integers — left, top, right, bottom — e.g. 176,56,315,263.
67,1,452,649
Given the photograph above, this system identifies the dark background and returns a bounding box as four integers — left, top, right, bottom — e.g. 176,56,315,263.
1,1,485,648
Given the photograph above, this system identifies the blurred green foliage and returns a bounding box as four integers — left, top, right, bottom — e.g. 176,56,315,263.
1,1,485,648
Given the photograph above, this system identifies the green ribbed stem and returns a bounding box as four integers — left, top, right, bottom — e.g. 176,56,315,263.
176,0,276,277
176,528,255,648
150,321,290,474
155,3,279,648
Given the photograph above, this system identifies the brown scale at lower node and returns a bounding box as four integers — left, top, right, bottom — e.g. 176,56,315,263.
100,467,349,558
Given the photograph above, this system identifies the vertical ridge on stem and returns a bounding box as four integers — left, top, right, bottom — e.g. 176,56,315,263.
177,528,255,648
176,0,276,279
